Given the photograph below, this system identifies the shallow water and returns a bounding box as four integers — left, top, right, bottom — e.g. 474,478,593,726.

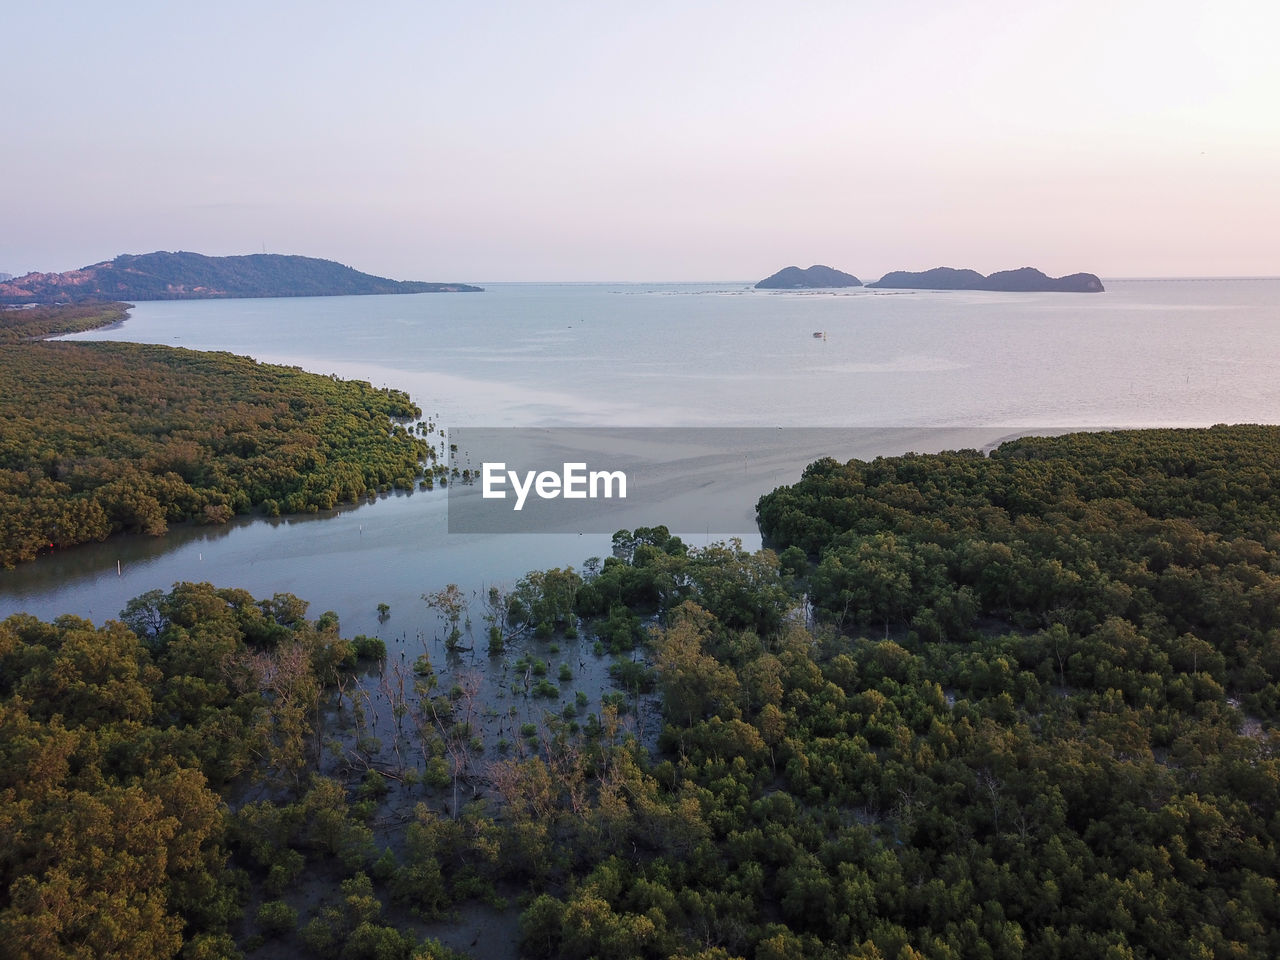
5,278,1278,954
4,278,1278,630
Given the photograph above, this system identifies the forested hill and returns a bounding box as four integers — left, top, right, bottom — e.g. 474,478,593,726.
869,266,1104,292
755,264,863,289
0,251,483,304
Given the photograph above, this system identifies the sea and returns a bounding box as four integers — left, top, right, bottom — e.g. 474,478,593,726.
2,278,1279,633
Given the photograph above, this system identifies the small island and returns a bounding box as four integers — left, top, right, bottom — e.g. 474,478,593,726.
869,265,1104,293
0,250,483,304
755,264,862,289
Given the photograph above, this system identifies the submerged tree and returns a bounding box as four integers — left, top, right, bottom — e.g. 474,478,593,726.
423,584,469,652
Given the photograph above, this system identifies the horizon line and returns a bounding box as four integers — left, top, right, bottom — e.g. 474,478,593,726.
446,275,1280,285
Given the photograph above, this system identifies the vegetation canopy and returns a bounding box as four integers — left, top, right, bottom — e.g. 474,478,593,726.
3,427,1279,959
0,313,430,567
0,302,129,343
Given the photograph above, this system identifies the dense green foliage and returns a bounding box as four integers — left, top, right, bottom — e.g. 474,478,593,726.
516,515,1280,959
6,427,1280,959
758,426,1280,717
1,583,469,960
0,301,129,342
0,251,482,304
0,584,357,958
0,339,429,566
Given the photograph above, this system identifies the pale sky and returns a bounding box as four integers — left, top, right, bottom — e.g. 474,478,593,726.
3,0,1277,281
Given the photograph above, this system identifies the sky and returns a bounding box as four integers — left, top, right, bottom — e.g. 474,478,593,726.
2,0,1277,281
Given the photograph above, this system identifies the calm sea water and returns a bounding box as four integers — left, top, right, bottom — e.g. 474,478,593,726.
3,278,1278,631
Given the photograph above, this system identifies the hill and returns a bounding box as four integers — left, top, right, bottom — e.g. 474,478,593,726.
869,265,1104,292
971,266,1105,292
0,251,483,304
868,266,984,290
755,264,862,289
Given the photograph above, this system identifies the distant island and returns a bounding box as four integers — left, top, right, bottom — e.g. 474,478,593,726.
869,265,1104,293
755,264,862,289
0,251,483,304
